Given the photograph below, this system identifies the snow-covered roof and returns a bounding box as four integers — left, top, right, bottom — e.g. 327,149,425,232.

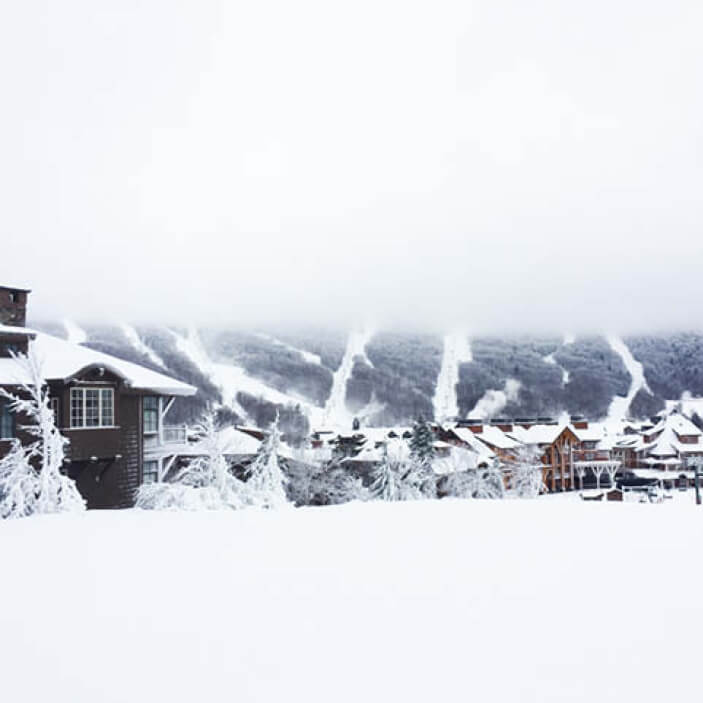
668,413,702,438
0,283,31,291
0,329,196,396
572,424,605,443
214,427,262,455
433,446,483,475
508,423,569,446
451,427,502,457
0,324,35,336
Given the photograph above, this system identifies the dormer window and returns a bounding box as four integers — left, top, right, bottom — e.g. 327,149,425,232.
70,387,114,428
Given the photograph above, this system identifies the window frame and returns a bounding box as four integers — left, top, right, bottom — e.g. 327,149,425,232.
70,387,115,429
143,396,159,435
0,398,15,440
142,460,159,484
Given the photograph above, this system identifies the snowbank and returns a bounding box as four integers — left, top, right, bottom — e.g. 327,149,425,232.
2,500,703,702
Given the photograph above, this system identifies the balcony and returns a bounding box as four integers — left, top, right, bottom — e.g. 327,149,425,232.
163,425,187,444
144,425,188,454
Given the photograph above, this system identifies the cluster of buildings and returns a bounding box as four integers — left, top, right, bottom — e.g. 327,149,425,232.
2,282,702,510
312,410,703,493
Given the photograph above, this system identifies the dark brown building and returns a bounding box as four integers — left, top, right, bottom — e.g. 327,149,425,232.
0,287,196,508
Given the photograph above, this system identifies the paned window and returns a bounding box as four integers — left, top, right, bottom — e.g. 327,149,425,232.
143,396,159,434
143,460,159,484
70,387,115,428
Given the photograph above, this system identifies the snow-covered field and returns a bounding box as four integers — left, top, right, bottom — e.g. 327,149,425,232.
3,500,703,702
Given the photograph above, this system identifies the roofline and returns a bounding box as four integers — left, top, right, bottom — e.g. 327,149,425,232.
0,285,31,292
52,362,197,397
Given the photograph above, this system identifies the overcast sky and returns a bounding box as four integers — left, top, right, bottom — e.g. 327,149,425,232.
1,1,702,334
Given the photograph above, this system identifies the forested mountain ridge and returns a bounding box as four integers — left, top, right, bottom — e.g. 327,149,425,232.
30,320,703,438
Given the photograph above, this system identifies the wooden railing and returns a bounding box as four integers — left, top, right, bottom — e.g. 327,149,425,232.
162,425,187,444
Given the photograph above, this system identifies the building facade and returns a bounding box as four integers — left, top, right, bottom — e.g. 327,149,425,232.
0,286,196,508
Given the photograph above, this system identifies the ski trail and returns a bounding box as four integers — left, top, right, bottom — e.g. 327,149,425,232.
120,323,166,369
543,352,570,385
63,319,87,345
171,327,326,426
253,333,322,366
323,328,374,428
469,379,521,419
606,335,651,422
433,331,472,422
170,327,251,423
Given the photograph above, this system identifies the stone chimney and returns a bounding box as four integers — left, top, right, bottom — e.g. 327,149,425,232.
0,285,30,327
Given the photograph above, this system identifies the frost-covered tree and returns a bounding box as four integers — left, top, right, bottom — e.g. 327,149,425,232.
370,442,425,501
136,412,250,511
246,414,289,509
0,350,85,518
0,440,40,519
309,461,369,506
442,459,505,500
510,445,545,498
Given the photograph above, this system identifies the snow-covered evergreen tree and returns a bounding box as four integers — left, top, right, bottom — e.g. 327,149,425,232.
510,445,545,498
246,414,289,509
309,461,369,506
409,415,435,468
442,458,505,500
136,412,250,511
0,350,85,518
370,441,424,501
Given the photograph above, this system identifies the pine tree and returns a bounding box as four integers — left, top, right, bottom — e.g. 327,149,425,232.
409,416,437,497
246,414,289,509
370,442,424,501
409,415,436,468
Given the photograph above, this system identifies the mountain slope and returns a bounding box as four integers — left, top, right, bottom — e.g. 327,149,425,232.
28,319,703,428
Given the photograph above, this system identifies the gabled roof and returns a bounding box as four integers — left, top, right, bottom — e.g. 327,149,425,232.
507,423,573,446
668,413,702,438
451,426,509,454
0,328,196,396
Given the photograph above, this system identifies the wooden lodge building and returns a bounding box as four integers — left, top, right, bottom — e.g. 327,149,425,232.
440,416,620,492
0,284,197,508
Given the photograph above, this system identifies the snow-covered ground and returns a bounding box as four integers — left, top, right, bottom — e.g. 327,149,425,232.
4,499,702,702
433,331,472,421
606,335,651,423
